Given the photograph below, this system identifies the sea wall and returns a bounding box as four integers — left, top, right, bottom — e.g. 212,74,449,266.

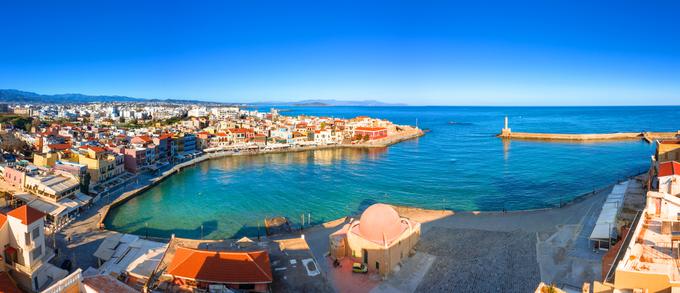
498,131,678,142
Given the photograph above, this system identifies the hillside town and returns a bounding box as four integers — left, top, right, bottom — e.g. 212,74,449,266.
0,102,422,293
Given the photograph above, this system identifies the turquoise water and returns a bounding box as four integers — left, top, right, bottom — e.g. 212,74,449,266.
105,106,676,239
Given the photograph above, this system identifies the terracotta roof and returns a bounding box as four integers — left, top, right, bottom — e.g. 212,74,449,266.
79,145,106,153
229,128,254,134
659,161,680,177
83,275,137,293
158,133,173,140
0,272,22,293
167,247,272,284
47,143,71,151
356,127,387,132
132,135,153,143
7,205,45,225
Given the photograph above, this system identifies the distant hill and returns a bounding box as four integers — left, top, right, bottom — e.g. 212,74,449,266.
0,89,404,106
252,99,406,107
0,89,220,104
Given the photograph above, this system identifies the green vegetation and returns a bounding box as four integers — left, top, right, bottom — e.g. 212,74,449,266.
0,114,36,131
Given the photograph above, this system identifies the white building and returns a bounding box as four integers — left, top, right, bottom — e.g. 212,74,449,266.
658,161,680,196
0,205,68,292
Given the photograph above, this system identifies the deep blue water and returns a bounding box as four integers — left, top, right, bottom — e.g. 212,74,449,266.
105,106,677,239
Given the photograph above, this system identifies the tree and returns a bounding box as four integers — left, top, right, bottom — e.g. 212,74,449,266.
363,134,370,141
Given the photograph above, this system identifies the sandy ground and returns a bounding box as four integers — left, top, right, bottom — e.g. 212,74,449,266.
305,183,618,293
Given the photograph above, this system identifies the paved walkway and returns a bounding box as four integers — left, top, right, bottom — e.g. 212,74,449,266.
49,171,158,270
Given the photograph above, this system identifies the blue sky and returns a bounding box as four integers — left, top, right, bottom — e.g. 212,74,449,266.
1,1,679,105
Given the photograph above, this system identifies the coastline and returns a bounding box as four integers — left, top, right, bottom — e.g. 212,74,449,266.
97,128,424,230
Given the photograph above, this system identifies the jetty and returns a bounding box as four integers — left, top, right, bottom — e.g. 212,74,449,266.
497,116,679,143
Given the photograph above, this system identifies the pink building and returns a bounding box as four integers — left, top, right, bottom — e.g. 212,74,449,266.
354,127,388,140
3,166,27,189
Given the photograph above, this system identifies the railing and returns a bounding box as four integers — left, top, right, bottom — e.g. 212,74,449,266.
605,210,644,283
40,268,82,293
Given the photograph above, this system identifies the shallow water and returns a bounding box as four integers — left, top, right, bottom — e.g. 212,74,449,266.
105,106,675,239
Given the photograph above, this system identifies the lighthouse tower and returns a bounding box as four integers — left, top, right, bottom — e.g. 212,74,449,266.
501,116,511,137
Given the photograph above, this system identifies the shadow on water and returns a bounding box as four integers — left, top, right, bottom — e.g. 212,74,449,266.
219,198,381,240
127,220,219,240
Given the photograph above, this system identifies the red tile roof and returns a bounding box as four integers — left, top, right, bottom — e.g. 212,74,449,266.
79,145,106,153
132,135,153,143
356,127,387,132
47,143,72,151
0,214,6,228
659,161,680,177
83,275,137,293
167,247,272,284
7,205,45,225
0,272,22,293
229,128,254,134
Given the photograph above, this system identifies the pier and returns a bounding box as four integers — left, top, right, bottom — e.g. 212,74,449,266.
498,116,679,142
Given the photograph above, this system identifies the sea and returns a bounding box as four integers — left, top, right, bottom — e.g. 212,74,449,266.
104,106,678,239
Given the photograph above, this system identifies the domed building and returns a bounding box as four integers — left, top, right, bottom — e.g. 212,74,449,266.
329,203,421,276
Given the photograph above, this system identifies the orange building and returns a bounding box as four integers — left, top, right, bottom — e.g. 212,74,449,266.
165,246,273,292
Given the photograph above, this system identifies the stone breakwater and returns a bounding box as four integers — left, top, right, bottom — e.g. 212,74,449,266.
98,128,424,229
498,130,679,142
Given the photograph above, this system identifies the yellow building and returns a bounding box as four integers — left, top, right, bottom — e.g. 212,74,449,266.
329,203,420,276
33,152,59,168
77,146,124,188
657,140,680,163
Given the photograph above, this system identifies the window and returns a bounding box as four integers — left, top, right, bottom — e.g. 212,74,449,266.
376,261,380,270
31,227,40,240
31,245,42,260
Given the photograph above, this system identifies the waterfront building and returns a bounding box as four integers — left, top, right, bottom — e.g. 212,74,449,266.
657,140,680,163
76,146,124,189
329,203,421,276
93,233,167,290
53,161,89,193
162,246,273,292
657,161,680,196
591,163,680,291
152,134,172,162
354,127,388,140
0,205,68,292
228,128,255,143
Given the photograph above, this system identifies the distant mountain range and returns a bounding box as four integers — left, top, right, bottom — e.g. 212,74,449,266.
0,89,220,104
0,89,404,106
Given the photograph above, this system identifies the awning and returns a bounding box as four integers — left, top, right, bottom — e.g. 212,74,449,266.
74,192,92,205
28,199,66,217
60,198,81,213
13,193,37,203
589,181,630,241
93,233,124,261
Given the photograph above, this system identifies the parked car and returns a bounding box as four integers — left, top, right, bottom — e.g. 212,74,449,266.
352,262,367,273
60,259,72,272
